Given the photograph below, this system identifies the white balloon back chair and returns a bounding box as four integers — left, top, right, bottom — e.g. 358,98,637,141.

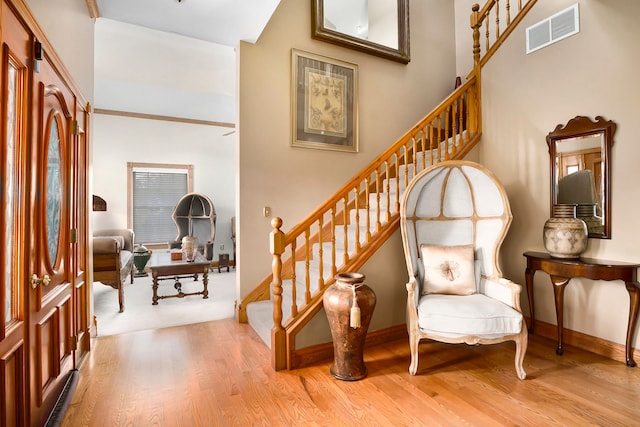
401,160,527,379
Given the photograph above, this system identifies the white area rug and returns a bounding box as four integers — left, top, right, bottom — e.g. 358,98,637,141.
93,269,236,337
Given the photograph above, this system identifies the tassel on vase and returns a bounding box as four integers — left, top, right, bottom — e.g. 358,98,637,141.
350,286,361,329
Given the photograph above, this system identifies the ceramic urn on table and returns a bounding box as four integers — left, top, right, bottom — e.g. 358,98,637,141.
543,204,588,258
133,245,152,277
181,236,199,262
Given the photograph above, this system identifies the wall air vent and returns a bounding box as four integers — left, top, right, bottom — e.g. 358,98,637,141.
526,3,579,54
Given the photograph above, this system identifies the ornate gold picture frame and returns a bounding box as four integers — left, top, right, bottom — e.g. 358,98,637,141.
291,49,358,152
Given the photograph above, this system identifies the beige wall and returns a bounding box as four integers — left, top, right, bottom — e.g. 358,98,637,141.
479,0,640,347
25,0,94,102
237,0,457,343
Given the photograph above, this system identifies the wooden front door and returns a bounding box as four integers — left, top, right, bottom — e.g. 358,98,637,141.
0,1,90,425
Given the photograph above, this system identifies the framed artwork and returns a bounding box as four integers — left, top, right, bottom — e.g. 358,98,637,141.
291,49,358,152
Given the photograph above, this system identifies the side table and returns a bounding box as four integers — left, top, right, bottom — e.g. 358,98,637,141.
218,253,230,273
523,251,640,367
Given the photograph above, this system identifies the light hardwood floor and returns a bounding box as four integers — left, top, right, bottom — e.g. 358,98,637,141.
62,318,640,426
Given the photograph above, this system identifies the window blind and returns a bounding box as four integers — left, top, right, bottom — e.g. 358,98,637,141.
132,170,188,244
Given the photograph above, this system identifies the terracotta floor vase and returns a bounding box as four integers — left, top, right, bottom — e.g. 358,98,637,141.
323,272,376,381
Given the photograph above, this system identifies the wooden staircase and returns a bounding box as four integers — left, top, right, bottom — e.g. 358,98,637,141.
238,0,538,370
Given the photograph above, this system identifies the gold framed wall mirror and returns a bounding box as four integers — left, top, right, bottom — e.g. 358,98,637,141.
311,0,410,64
547,116,617,239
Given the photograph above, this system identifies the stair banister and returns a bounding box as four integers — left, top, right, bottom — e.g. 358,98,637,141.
263,76,480,370
471,0,538,69
247,0,538,371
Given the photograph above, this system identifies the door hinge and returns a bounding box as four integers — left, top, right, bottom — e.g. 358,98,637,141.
70,228,77,244
68,335,77,351
73,119,80,135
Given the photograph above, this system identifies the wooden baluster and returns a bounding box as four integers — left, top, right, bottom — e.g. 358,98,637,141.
331,206,337,276
375,169,382,232
304,228,310,303
450,103,455,151
421,130,427,169
461,92,467,145
403,146,408,196
385,160,391,220
343,196,349,264
290,239,297,316
485,12,490,53
394,155,400,212
429,126,434,163
433,120,440,163
365,176,371,241
354,186,361,252
317,217,324,291
411,136,417,175
445,106,451,159
290,238,297,307
270,217,286,370
506,0,511,26
496,0,501,39
452,96,459,146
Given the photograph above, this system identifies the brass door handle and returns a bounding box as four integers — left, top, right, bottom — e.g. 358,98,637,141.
31,274,51,289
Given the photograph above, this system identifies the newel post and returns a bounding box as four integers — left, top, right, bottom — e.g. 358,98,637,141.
470,4,481,68
469,3,483,135
270,217,287,370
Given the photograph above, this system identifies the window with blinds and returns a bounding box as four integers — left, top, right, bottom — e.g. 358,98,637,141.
128,163,193,245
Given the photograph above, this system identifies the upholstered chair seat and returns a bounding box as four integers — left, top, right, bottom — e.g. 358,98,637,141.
417,293,523,338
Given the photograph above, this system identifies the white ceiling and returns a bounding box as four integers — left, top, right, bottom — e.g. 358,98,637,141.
95,0,281,47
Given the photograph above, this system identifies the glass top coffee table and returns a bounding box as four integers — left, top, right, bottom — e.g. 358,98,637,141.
148,250,211,305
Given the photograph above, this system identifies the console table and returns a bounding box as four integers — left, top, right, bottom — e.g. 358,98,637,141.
523,251,640,367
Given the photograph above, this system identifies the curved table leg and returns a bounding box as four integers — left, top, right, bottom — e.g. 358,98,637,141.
550,275,571,356
525,268,536,332
624,281,639,367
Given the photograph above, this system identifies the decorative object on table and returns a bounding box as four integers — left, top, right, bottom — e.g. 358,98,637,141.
181,236,199,262
133,245,152,277
291,49,358,153
543,204,588,259
323,272,376,381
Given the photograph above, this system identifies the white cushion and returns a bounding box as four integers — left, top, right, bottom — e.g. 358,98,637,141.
417,293,522,336
420,244,475,295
